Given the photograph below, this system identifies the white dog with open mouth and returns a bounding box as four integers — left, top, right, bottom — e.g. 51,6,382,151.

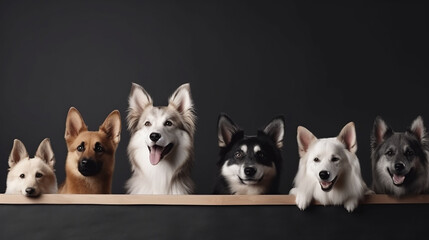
290,122,368,212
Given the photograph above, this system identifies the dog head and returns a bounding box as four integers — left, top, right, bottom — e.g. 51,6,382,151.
6,139,57,197
297,122,357,192
371,116,429,195
65,107,121,177
127,83,195,166
217,113,284,190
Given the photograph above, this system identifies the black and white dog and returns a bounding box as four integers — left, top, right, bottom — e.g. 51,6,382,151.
213,113,284,195
371,116,429,196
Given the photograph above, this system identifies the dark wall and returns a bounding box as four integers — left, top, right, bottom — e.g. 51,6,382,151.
0,1,428,194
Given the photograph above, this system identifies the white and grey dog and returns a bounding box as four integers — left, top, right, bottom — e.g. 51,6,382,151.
290,122,368,212
126,83,196,194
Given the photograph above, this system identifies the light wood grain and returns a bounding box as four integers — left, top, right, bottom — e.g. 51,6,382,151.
1,194,429,205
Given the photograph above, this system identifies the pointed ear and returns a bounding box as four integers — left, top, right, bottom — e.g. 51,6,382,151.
410,116,426,142
297,126,317,157
100,110,122,145
127,83,153,131
337,122,357,153
371,116,393,149
35,138,55,168
168,83,194,114
8,139,29,168
65,107,88,142
218,113,241,147
263,116,285,149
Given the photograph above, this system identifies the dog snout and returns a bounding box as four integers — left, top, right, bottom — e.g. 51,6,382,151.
25,187,36,195
78,158,102,176
394,162,406,172
319,171,330,180
244,167,257,177
150,132,161,142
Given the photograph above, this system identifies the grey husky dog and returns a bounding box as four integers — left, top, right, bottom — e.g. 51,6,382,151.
371,116,429,196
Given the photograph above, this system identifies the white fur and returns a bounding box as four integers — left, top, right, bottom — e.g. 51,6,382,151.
290,123,368,212
126,83,195,194
221,161,277,195
5,139,57,196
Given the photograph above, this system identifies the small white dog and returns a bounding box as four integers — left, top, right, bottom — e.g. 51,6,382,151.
5,139,58,197
290,122,368,212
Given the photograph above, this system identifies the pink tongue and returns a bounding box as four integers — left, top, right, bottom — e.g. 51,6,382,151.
320,181,331,188
393,174,405,185
149,146,163,165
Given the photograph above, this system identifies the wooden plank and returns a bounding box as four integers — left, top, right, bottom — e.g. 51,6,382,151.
1,194,429,205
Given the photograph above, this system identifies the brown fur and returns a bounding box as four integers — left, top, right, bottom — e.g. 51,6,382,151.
59,107,121,194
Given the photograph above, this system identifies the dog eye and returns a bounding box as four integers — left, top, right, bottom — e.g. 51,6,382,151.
405,150,414,156
164,120,173,127
314,157,320,163
331,157,339,162
35,172,43,178
77,143,85,152
234,151,244,159
386,150,394,156
256,151,264,158
19,174,25,179
144,121,152,127
94,144,104,153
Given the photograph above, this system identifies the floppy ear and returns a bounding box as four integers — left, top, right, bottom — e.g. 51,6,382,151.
65,107,88,142
8,139,29,168
410,116,426,142
297,126,317,157
100,110,122,144
263,116,285,149
127,83,153,131
35,138,55,168
371,116,393,149
337,122,357,153
218,113,241,147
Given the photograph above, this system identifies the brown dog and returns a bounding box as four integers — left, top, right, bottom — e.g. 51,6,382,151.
59,107,121,194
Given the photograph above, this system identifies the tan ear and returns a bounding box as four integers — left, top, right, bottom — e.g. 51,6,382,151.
127,83,153,131
168,83,193,115
100,110,121,144
297,126,317,157
35,138,55,168
8,139,29,168
65,107,88,142
337,122,357,153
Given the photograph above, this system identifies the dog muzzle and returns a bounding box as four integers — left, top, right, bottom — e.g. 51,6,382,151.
78,159,103,176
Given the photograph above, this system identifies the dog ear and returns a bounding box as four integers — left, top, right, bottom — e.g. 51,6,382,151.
127,83,153,131
35,138,55,168
218,113,241,147
297,126,317,157
65,107,88,143
8,139,29,168
409,116,426,142
168,83,196,135
263,116,285,149
337,122,357,153
100,110,122,144
371,116,393,149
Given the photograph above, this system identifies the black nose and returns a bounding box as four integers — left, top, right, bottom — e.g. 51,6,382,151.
319,171,330,180
394,162,406,172
150,132,161,142
25,188,35,195
244,167,257,177
78,159,102,176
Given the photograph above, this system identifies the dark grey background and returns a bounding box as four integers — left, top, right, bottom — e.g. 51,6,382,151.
0,1,428,195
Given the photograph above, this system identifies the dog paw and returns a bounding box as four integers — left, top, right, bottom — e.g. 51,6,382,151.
344,199,358,212
295,193,310,211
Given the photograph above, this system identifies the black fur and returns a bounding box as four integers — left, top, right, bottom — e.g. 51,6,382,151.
213,113,284,194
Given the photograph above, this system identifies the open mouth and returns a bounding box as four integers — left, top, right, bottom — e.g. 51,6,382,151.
319,176,338,192
238,176,264,185
387,168,407,186
148,143,174,165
